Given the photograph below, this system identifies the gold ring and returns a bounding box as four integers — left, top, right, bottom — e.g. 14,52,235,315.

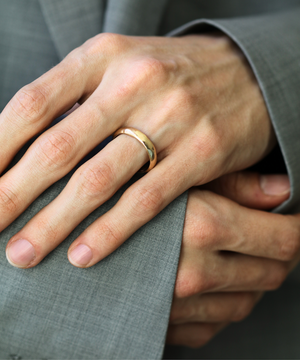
113,127,157,173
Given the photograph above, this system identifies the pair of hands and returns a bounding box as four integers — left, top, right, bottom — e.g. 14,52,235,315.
168,171,300,348
1,31,298,349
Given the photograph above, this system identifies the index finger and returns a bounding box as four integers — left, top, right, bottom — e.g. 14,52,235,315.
0,37,108,173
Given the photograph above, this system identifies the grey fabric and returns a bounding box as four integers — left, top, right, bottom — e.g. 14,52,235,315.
159,0,300,34
39,0,169,60
103,0,169,36
39,0,106,59
0,0,300,359
0,0,59,109
0,171,187,359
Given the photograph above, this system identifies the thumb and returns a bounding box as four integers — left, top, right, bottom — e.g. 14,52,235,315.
204,172,290,210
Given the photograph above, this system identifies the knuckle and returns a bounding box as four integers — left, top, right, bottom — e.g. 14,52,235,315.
130,185,164,217
175,269,215,298
114,57,168,99
97,221,122,250
183,191,220,249
138,57,167,77
63,49,86,74
82,33,126,57
192,125,224,166
198,303,215,323
97,32,125,48
264,263,288,290
10,85,49,125
137,58,167,83
0,186,19,214
194,220,218,249
65,33,127,75
34,215,60,241
76,163,115,201
134,58,167,84
35,130,76,170
174,270,195,298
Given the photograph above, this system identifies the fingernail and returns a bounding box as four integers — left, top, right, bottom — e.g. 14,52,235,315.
260,174,290,196
69,244,93,267
6,239,36,268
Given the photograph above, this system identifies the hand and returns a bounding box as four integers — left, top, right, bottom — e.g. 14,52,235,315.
167,172,300,348
2,33,275,268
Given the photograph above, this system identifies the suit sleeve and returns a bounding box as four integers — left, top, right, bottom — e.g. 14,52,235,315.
168,7,300,214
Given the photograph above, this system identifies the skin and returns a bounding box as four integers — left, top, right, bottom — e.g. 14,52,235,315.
167,172,300,348
1,33,298,348
1,33,276,268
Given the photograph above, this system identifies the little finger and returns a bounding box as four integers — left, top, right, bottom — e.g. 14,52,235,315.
0,42,107,173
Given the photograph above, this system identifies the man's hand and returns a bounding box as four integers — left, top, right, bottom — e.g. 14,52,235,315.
2,33,275,268
167,172,300,348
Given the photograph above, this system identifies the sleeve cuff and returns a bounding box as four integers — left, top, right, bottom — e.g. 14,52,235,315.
167,9,300,214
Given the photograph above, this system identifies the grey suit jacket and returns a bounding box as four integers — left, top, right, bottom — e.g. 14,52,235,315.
0,1,300,359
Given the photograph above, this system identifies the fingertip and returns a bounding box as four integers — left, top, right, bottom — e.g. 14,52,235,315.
68,243,93,268
208,171,290,209
259,174,290,197
6,239,36,269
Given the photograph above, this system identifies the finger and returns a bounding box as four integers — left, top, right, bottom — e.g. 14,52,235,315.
170,292,262,324
216,253,289,293
0,47,177,232
0,71,144,232
166,322,228,348
0,42,106,173
185,189,300,261
204,171,290,209
67,154,192,267
175,250,289,297
224,206,300,261
5,134,147,268
0,32,128,173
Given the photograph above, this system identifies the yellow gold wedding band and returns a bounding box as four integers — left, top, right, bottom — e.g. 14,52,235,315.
113,127,157,173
